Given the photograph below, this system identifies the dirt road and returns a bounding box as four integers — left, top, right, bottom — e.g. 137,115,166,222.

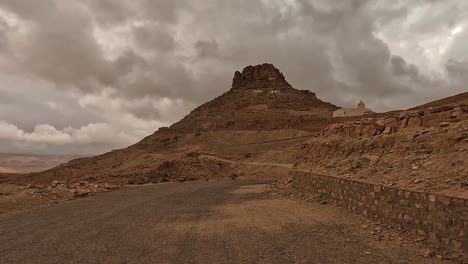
0,180,447,263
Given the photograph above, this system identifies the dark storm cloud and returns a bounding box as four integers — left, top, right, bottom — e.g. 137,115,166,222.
133,25,176,52
81,0,132,25
390,56,420,79
0,1,420,104
0,1,114,91
82,0,187,25
0,0,57,22
0,0,467,154
445,59,468,82
195,40,221,58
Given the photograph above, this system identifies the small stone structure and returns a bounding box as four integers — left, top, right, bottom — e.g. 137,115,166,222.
333,101,373,117
291,171,468,255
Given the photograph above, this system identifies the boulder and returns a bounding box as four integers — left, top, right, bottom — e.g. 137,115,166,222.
430,105,454,113
452,110,464,118
399,111,409,120
439,122,450,127
383,126,393,134
407,117,422,128
383,120,398,134
361,126,378,138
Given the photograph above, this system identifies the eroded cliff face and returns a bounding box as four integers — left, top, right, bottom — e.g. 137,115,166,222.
231,63,292,90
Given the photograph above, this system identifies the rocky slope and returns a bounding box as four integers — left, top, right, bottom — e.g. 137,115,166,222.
156,63,338,134
12,64,337,187
293,94,468,197
7,64,468,199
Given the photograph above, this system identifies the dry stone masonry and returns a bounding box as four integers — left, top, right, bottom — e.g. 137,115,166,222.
291,171,468,255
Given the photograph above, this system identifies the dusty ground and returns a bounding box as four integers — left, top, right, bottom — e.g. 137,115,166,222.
0,65,466,262
0,180,459,264
0,183,74,215
0,154,293,215
0,175,122,215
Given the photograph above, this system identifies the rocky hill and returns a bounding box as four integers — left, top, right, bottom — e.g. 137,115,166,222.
5,63,467,197
152,63,338,134
13,64,338,187
3,63,468,213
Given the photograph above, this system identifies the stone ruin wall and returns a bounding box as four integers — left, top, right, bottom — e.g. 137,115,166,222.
291,171,468,254
323,104,468,138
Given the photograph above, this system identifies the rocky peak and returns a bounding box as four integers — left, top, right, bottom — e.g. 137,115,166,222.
232,63,292,90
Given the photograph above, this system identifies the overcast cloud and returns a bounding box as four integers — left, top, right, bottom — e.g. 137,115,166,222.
0,0,467,155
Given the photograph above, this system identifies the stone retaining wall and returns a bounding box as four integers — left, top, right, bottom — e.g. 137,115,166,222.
292,171,468,254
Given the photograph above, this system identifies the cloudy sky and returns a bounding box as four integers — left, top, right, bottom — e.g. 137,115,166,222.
0,0,467,155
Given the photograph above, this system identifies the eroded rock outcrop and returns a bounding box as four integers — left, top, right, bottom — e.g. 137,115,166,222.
322,104,468,138
232,63,292,90
165,63,337,133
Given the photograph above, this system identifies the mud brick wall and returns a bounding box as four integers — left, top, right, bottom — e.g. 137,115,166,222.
291,171,468,254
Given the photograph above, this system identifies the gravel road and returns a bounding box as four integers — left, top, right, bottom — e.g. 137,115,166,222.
0,180,447,263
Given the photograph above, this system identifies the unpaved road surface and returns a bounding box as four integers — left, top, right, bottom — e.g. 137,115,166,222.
0,180,447,263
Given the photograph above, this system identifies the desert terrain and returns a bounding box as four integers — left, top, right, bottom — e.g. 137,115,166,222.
5,64,465,197
0,64,466,262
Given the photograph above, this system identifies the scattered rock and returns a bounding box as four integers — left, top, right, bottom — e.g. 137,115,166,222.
364,155,380,167
177,177,197,183
419,248,433,258
186,152,200,158
439,122,450,128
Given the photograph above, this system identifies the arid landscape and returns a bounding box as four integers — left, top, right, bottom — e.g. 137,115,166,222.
1,64,467,262
1,1,468,263
5,64,467,197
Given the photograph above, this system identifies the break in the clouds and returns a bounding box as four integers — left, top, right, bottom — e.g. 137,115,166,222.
0,0,467,155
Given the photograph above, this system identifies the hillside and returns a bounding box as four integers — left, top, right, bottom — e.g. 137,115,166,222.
294,98,468,197
163,63,338,133
410,92,468,110
8,63,468,199
13,64,338,186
